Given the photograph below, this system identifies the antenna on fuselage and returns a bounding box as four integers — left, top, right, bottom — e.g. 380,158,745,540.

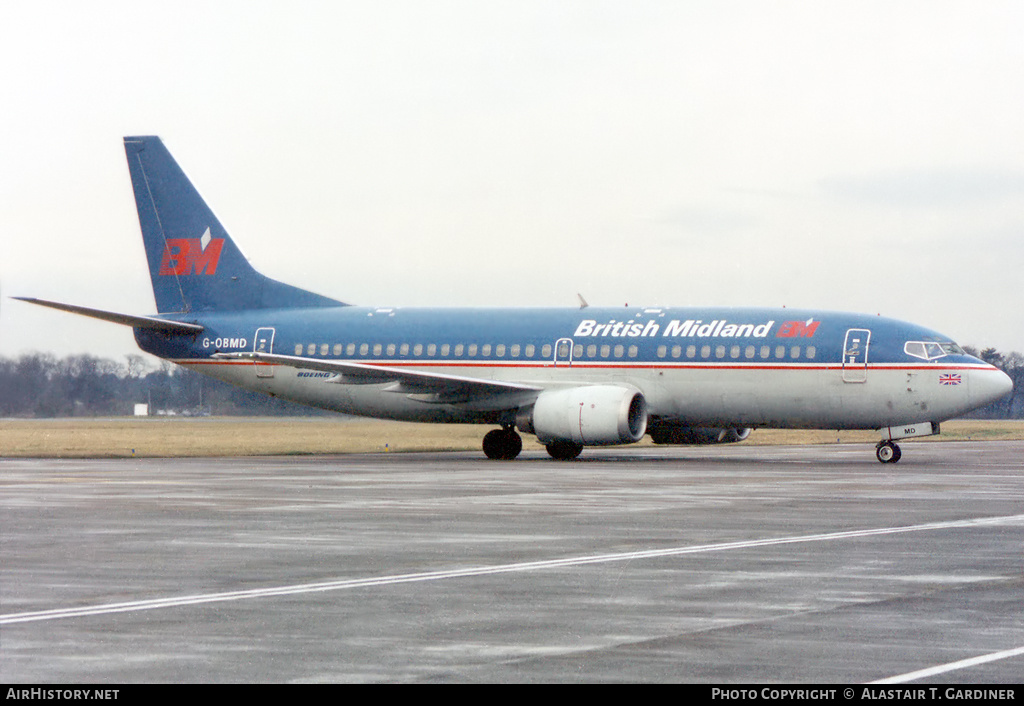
577,293,589,309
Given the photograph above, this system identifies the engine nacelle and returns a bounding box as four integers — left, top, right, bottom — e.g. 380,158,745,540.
517,385,648,446
648,423,752,445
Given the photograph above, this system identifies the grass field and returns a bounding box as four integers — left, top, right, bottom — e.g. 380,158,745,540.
1,417,1022,458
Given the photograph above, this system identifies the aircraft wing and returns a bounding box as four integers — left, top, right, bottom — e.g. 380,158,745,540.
214,351,543,404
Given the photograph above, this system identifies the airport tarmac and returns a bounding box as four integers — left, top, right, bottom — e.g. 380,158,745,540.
2,441,1023,683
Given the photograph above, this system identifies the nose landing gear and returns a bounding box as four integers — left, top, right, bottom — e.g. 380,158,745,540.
876,440,902,464
874,422,938,463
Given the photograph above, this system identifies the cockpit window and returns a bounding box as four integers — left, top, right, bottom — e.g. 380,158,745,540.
904,341,964,361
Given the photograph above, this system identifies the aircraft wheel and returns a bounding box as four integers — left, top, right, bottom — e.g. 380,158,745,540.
483,428,522,460
890,443,902,463
876,441,901,464
546,440,583,460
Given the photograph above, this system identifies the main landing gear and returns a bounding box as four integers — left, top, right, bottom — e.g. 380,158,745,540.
545,439,583,460
875,440,902,464
482,428,585,460
482,428,522,460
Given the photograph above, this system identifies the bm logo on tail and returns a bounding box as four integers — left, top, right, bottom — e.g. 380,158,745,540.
159,227,224,276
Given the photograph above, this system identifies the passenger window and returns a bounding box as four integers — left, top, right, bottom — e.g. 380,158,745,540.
333,344,342,356
541,344,552,358
427,344,436,356
614,345,624,358
387,344,396,356
600,345,610,358
760,345,770,359
715,345,725,359
441,344,450,356
776,346,785,359
346,343,356,356
790,346,800,359
496,344,505,357
373,344,382,356
730,345,740,359
745,346,755,359
320,344,329,356
510,344,520,357
482,344,492,357
686,345,696,358
294,344,303,355
525,344,535,357
701,345,711,358
454,343,464,356
657,346,667,358
307,344,316,355
469,344,478,356
413,344,423,356
806,346,816,359
628,345,638,358
359,343,368,356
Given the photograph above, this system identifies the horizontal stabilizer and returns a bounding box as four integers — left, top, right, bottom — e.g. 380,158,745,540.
14,297,204,335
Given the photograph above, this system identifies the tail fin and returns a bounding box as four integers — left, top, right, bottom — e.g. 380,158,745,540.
124,136,345,314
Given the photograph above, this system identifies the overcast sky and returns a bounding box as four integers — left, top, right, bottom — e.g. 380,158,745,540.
2,1,1023,362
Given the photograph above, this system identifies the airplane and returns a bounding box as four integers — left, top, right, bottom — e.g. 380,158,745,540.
17,136,1014,463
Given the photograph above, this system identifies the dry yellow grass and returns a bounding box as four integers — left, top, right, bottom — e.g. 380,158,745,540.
1,417,1021,458
0,418,502,458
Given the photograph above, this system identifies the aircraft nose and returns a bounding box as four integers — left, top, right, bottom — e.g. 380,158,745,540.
971,366,1014,408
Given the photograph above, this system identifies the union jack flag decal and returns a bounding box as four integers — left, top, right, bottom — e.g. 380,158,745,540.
939,373,962,386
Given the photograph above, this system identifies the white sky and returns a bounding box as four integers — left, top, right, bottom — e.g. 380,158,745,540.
2,1,1023,362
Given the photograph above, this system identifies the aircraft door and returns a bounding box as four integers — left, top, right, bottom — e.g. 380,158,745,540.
553,337,574,367
254,327,276,378
842,328,871,383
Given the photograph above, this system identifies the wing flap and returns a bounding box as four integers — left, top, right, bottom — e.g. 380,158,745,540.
214,351,542,404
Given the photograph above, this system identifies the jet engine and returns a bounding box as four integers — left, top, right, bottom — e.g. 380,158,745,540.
647,423,752,445
517,385,648,446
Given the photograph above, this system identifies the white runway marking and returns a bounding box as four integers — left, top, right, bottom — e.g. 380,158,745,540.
3,514,1023,626
871,645,1024,683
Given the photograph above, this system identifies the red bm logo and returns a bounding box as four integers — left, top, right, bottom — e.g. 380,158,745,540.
159,230,224,276
777,319,820,338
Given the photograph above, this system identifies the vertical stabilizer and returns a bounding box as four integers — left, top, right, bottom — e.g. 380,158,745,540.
124,136,344,314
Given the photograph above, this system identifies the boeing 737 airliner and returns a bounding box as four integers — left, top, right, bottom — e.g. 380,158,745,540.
18,137,1013,462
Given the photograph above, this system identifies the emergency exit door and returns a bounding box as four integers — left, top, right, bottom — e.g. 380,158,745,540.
553,338,574,366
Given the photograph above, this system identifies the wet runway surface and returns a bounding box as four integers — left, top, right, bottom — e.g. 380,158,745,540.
2,442,1023,683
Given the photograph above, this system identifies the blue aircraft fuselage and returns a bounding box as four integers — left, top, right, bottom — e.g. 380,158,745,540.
19,136,1014,462
135,303,1010,438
